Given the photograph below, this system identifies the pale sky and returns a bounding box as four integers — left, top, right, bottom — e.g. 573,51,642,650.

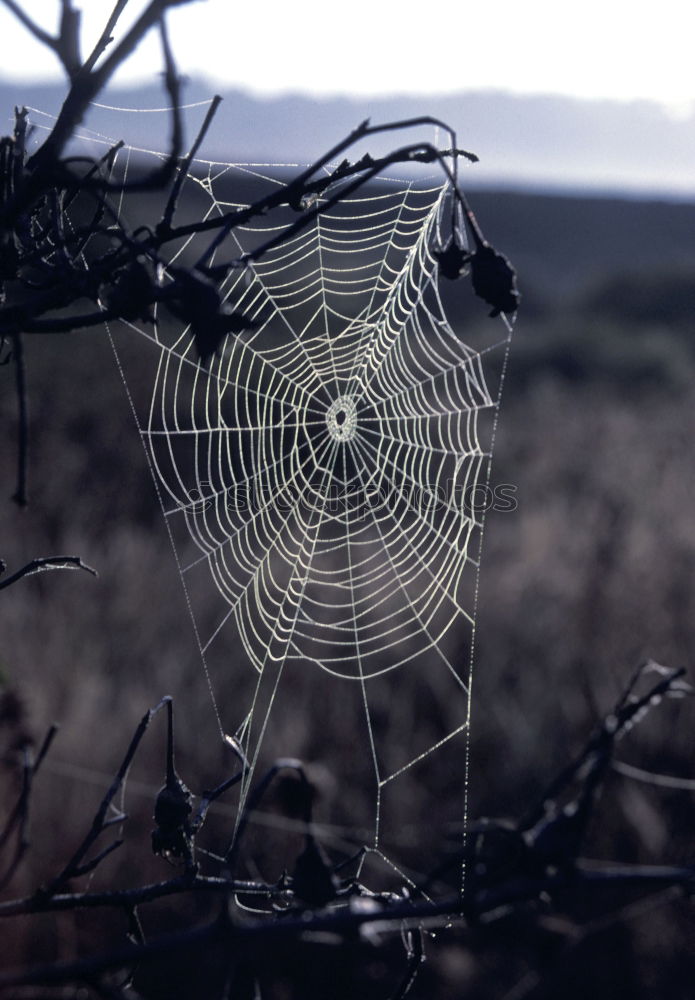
1,0,694,116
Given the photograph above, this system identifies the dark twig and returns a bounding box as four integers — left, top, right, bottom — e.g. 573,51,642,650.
231,141,455,269
155,11,183,178
389,925,424,1000
424,665,690,895
81,0,130,75
0,675,692,997
2,860,694,992
43,698,170,896
160,94,223,233
34,724,61,773
57,0,82,79
0,136,465,338
0,874,277,919
1,0,195,227
0,555,97,590
282,114,467,208
191,770,244,834
193,117,473,268
522,663,688,833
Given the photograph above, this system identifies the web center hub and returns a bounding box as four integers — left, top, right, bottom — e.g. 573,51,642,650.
326,396,358,442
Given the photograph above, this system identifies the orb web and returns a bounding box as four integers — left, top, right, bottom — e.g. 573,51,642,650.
46,102,515,887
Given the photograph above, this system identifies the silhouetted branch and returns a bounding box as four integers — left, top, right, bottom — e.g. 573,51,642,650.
81,0,130,75
160,94,223,232
0,555,97,590
0,745,33,892
1,859,693,992
0,873,276,919
43,698,170,898
1,0,193,229
0,668,692,996
521,661,689,835
389,925,424,1000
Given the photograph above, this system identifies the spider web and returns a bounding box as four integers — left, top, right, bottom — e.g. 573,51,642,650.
43,103,514,889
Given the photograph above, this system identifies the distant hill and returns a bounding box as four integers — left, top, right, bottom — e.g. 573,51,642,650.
463,190,695,303
1,78,694,199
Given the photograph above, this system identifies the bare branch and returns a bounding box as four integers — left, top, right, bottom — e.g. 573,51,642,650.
3,1,196,223
160,94,223,232
71,839,124,879
0,556,97,590
81,0,130,75
1,859,694,992
44,698,170,895
58,0,83,78
0,874,276,919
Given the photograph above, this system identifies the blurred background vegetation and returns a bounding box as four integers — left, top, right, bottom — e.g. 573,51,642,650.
2,181,695,997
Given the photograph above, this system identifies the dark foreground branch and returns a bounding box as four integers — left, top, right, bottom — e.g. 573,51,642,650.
0,860,693,992
0,666,692,997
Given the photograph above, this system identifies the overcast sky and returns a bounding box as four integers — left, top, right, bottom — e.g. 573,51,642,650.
1,0,694,116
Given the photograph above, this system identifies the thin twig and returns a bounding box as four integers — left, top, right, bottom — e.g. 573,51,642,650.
43,699,170,896
2,0,195,225
0,726,57,889
81,0,130,75
160,94,223,232
521,665,687,831
193,121,472,268
0,874,277,918
389,926,424,1000
0,556,97,590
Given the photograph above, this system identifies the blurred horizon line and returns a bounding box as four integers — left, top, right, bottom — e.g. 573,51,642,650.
2,78,694,202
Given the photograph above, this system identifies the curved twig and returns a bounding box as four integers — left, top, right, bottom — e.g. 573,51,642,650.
0,556,97,590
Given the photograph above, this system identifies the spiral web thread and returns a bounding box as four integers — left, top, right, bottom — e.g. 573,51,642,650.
36,102,514,887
